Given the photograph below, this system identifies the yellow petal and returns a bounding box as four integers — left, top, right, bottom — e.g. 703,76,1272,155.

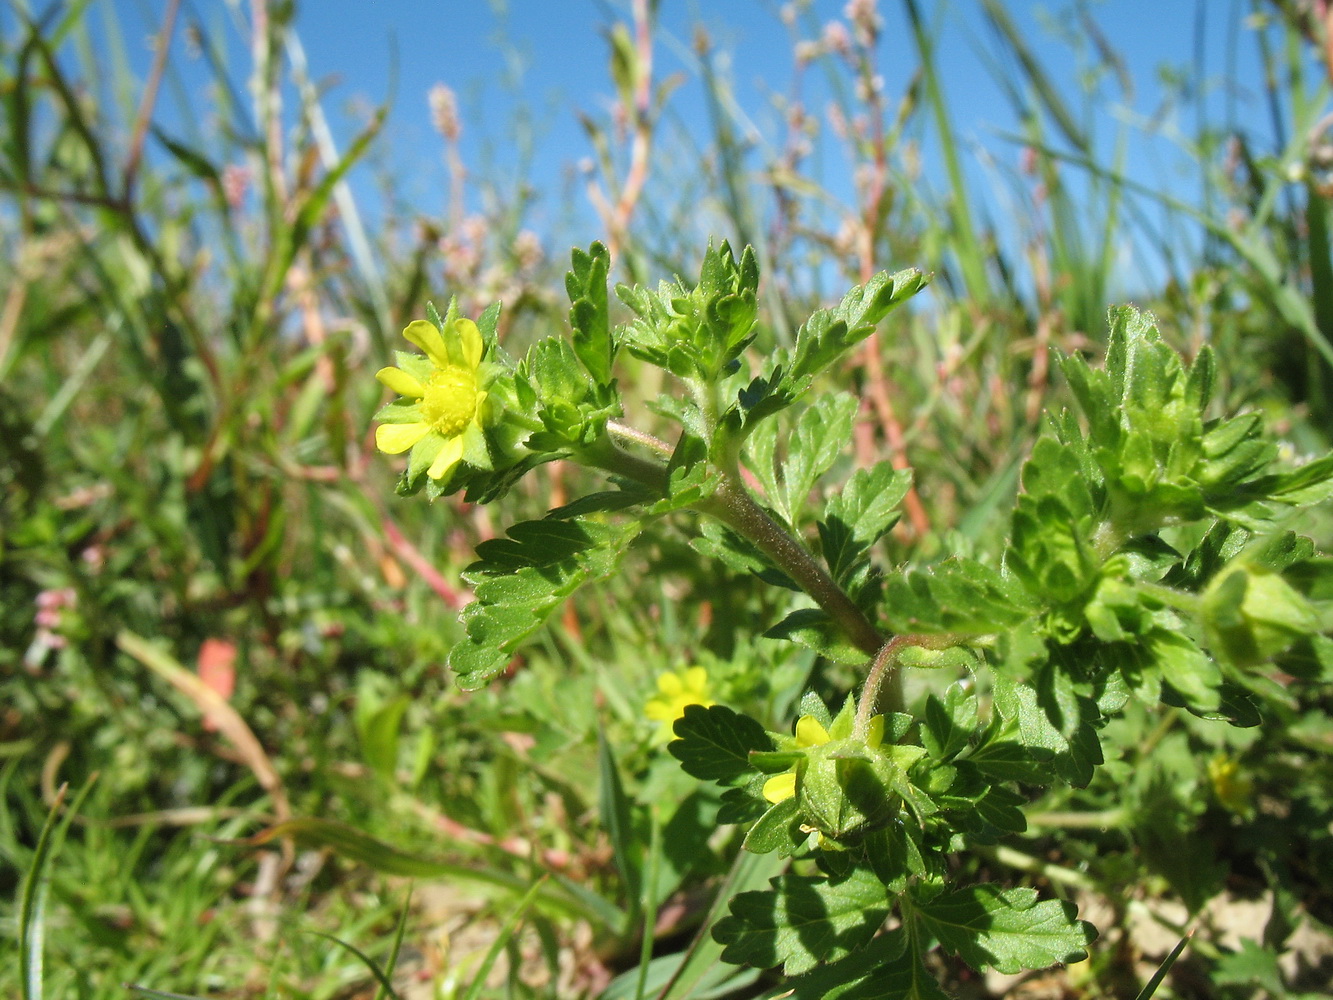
455,318,484,369
866,714,884,749
403,319,450,367
763,772,797,804
683,666,708,695
376,422,431,454
796,715,830,747
657,671,683,696
376,366,425,397
644,699,674,722
426,433,465,480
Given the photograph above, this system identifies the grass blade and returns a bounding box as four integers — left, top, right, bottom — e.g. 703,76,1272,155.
306,930,401,1000
598,725,640,926
1133,930,1193,1000
19,776,98,1000
460,876,548,1000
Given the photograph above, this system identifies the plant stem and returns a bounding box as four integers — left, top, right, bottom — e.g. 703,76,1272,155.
694,477,886,659
1024,807,1129,830
581,424,891,691
977,844,1098,892
576,435,670,492
855,638,906,735
606,419,674,458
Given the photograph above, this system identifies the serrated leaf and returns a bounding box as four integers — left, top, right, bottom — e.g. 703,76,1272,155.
449,518,641,688
650,432,720,513
737,268,928,428
991,673,1103,787
910,883,1094,974
566,242,614,385
719,777,770,825
690,519,771,575
765,607,866,663
882,558,1032,634
991,675,1066,758
545,483,656,519
967,722,1050,785
796,690,835,729
820,462,912,584
1267,451,1333,506
1212,939,1285,994
714,866,892,974
762,930,950,1000
742,797,802,855
773,393,859,527
670,704,773,783
972,784,1028,835
920,686,976,761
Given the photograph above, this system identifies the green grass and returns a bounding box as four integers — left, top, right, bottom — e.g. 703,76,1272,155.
3,1,1333,998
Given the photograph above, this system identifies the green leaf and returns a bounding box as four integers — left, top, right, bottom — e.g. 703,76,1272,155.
358,695,409,782
515,336,619,450
669,704,773,783
773,393,859,527
765,607,866,663
691,519,772,575
755,930,950,1000
820,462,912,584
651,431,720,513
920,683,978,761
881,558,1032,634
714,866,892,974
910,883,1094,974
1212,939,1285,995
742,797,802,855
566,242,615,385
616,240,759,383
1266,451,1333,506
449,517,642,688
992,673,1104,787
736,268,928,428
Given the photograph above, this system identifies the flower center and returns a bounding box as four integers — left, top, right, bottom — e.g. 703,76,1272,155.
419,366,478,436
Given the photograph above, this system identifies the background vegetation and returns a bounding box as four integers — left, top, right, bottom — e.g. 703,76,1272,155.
2,0,1331,997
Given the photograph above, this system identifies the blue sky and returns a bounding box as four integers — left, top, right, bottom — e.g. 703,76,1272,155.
35,1,1287,293
287,0,1272,290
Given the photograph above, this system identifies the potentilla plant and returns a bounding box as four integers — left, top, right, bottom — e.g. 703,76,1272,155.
374,241,1333,996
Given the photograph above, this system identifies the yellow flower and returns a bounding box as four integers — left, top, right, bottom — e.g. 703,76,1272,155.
374,314,492,484
762,713,884,804
645,667,714,741
1207,753,1253,817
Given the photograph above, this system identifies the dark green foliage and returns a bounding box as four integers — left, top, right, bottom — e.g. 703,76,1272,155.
449,516,643,688
669,704,772,783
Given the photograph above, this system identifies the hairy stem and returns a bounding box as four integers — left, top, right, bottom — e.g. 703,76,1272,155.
581,424,891,691
606,419,674,458
577,434,670,492
694,477,886,659
855,638,907,734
